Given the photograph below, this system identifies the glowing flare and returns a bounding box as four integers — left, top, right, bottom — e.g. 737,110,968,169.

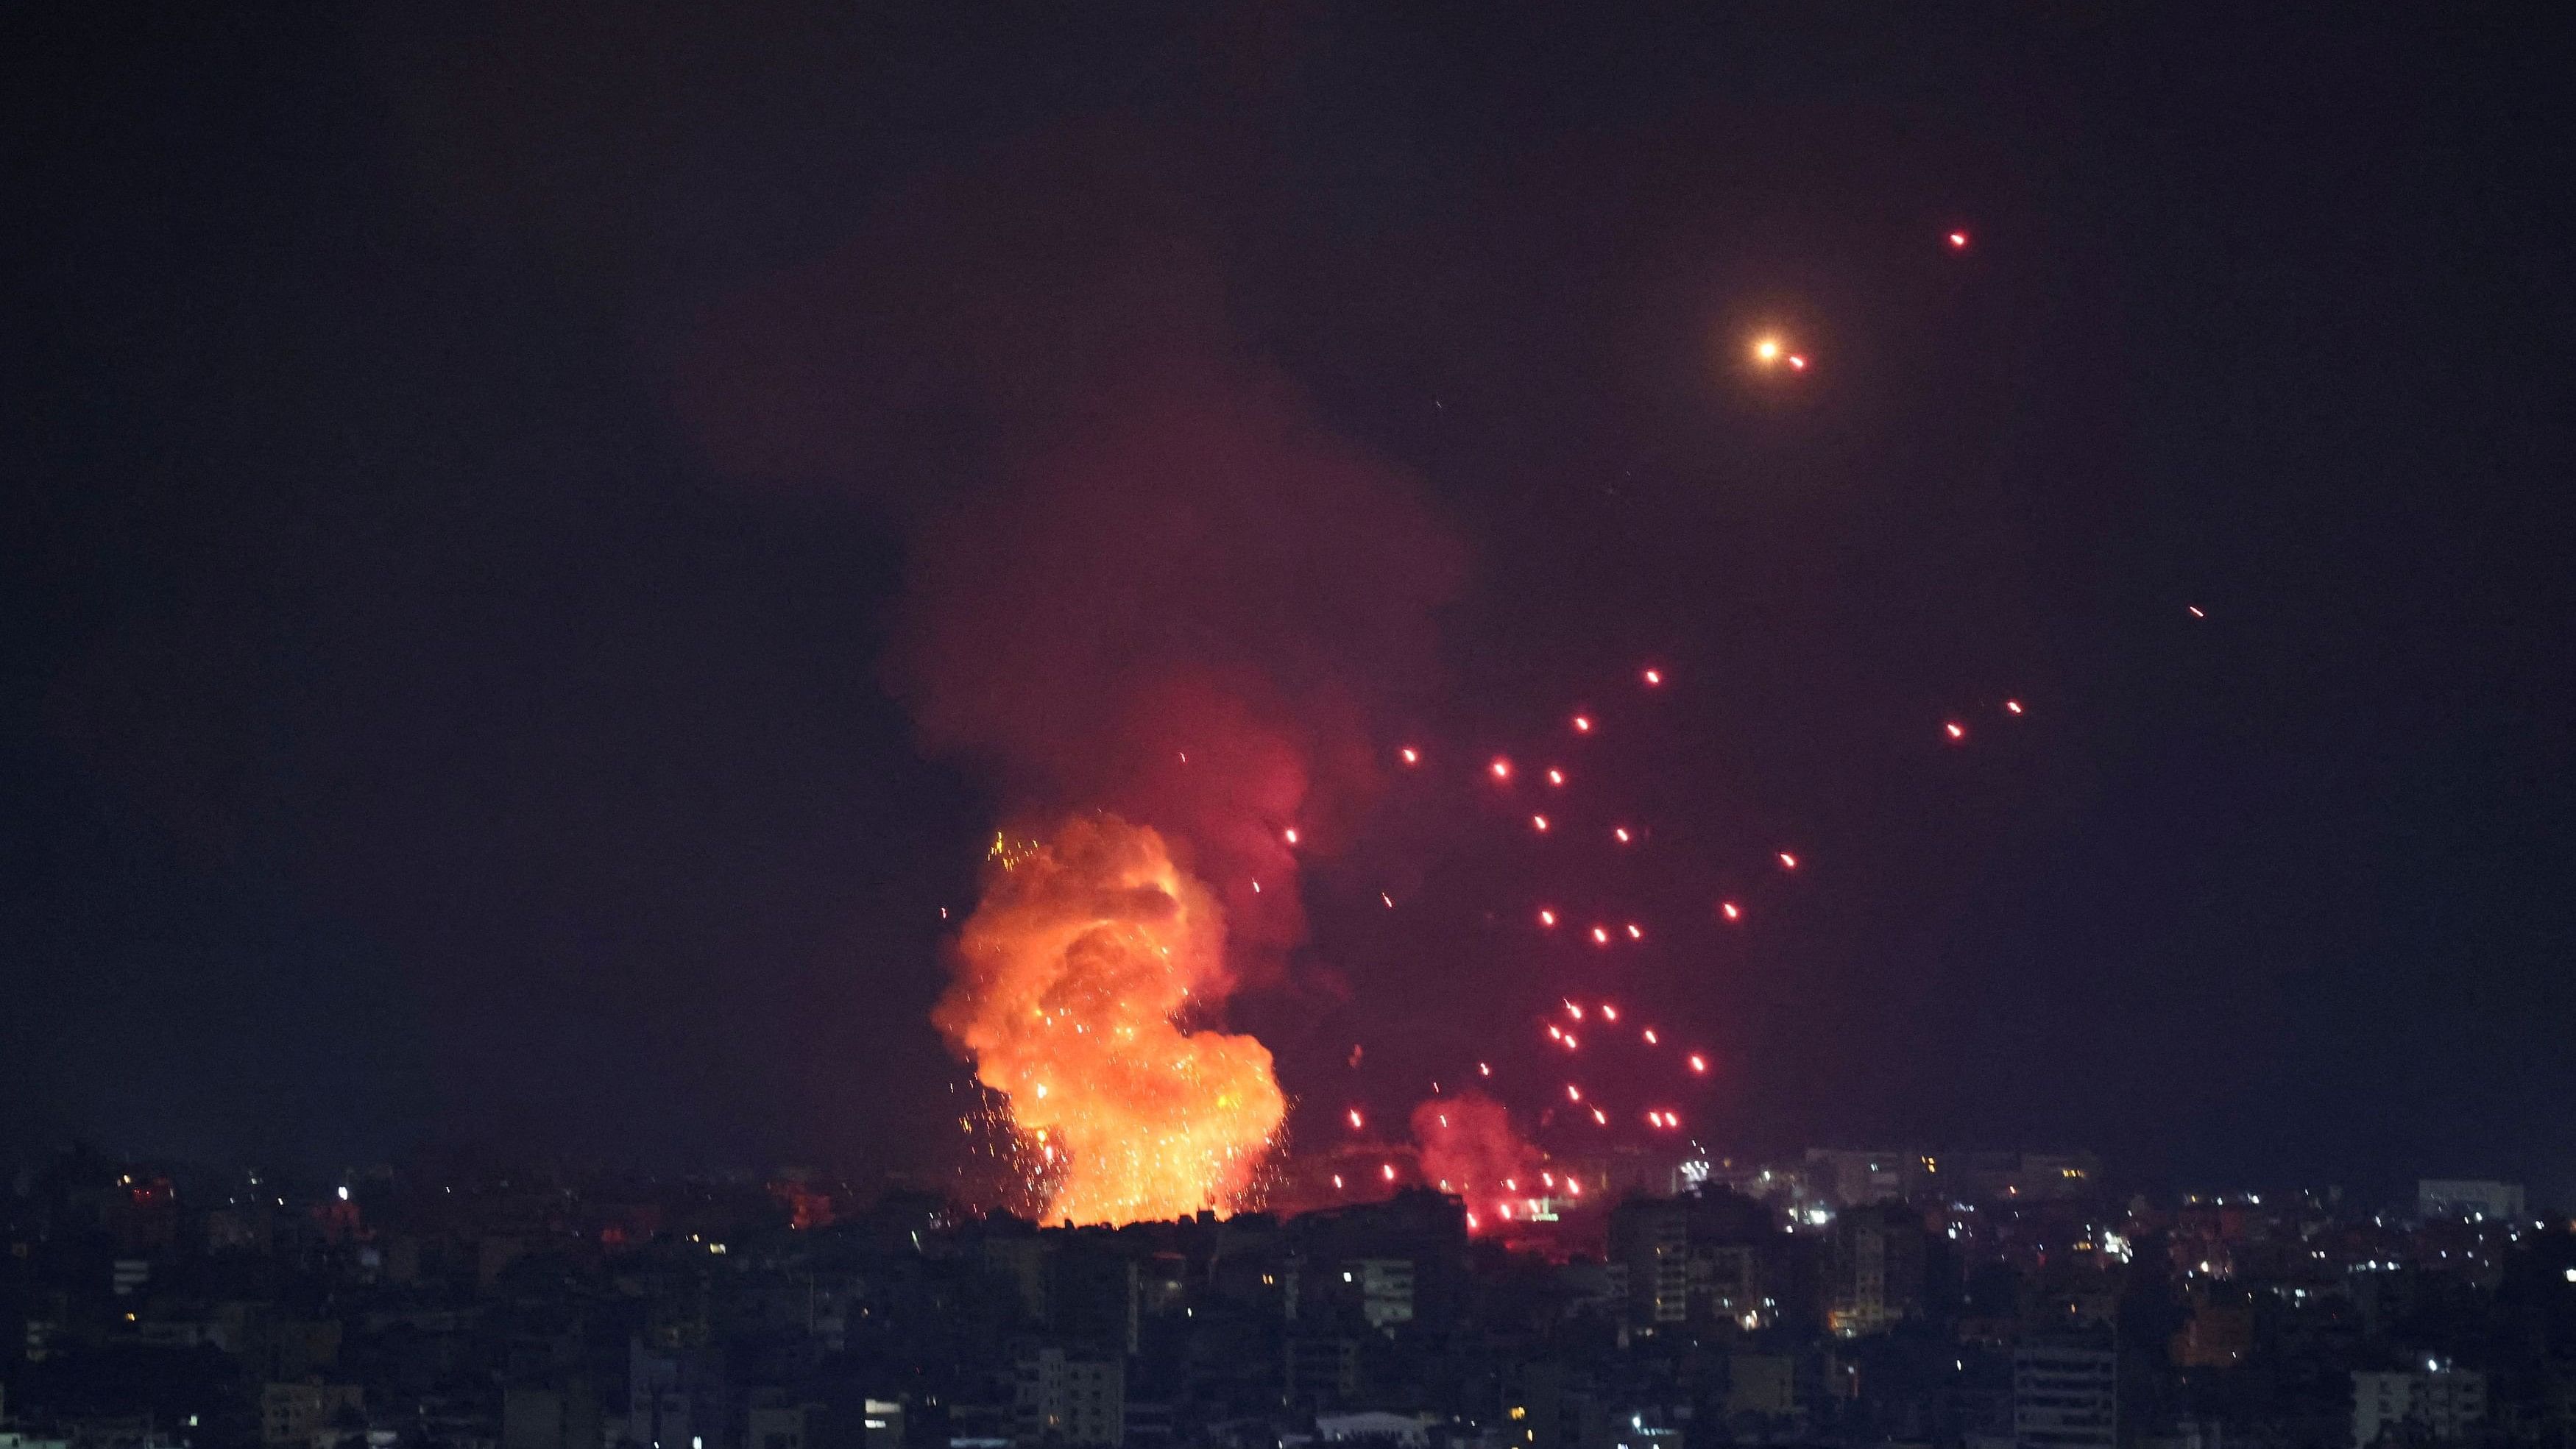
935,817,1285,1225
1754,337,1783,362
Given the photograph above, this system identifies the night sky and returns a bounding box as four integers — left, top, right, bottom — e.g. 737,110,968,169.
7,4,2571,1199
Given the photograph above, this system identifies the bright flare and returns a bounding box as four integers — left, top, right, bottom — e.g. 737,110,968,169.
935,817,1284,1225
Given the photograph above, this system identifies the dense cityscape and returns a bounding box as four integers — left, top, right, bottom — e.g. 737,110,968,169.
6,1147,2569,1449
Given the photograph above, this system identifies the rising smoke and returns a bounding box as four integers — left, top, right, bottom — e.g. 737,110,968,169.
677,130,1465,1221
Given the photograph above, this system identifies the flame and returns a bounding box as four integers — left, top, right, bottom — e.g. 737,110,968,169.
935,815,1285,1224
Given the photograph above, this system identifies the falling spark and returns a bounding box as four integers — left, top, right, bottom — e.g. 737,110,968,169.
1546,768,1565,787
1944,721,1966,742
1348,1108,1364,1130
1381,1163,1396,1182
1564,1001,1584,1020
1688,1054,1709,1073
1283,827,1300,846
1490,757,1513,780
1538,908,1558,928
2187,604,2206,618
1720,901,1742,922
1591,1107,1608,1124
1548,1025,1563,1040
1478,1062,1492,1076
1947,230,1970,249
1590,925,1610,946
1777,851,1800,871
936,818,1284,1225
1788,355,1808,371
1565,1084,1582,1102
1401,746,1420,765
1600,1004,1618,1022
1572,715,1593,733
1332,1174,1343,1189
1563,1033,1579,1050
1613,826,1632,843
1642,668,1663,687
1643,1028,1659,1045
1625,923,1643,940
2004,700,2024,715
1381,893,1394,908
1531,814,1550,832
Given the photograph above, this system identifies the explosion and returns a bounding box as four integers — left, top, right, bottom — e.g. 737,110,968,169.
935,814,1285,1225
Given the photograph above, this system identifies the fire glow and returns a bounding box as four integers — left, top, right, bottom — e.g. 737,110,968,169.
935,816,1285,1225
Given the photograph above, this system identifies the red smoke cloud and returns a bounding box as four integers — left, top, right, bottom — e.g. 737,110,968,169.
1410,1091,1541,1200
676,127,1464,976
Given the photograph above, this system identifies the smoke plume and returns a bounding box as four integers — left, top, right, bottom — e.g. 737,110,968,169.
676,130,1464,1219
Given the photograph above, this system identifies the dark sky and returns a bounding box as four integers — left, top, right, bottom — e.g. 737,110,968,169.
7,4,2571,1199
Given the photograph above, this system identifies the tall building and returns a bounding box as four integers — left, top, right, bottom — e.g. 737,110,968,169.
2353,1365,2486,1448
2013,1342,2115,1449
1608,1200,1689,1328
1828,1203,1926,1336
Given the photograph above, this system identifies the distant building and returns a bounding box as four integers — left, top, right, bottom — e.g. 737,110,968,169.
2013,1343,2115,1449
1803,1149,1914,1208
1609,1200,1689,1328
1015,1345,1123,1448
1314,1414,1434,1446
630,1339,729,1449
1827,1203,1926,1336
745,1391,824,1449
1343,1258,1415,1330
259,1382,364,1448
860,1400,905,1449
1727,1355,1797,1418
503,1384,600,1449
2353,1365,2486,1448
2416,1180,2524,1222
